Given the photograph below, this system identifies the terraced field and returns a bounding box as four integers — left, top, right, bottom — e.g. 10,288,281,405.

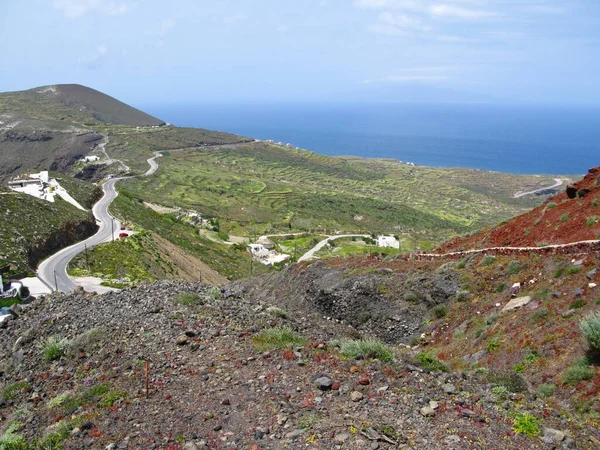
117,141,566,247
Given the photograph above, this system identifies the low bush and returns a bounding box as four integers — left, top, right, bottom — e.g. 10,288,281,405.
173,292,203,306
432,304,448,319
562,359,595,386
338,339,394,362
416,351,448,372
512,413,540,437
580,311,600,349
266,306,290,319
538,383,555,397
253,326,306,351
40,336,69,362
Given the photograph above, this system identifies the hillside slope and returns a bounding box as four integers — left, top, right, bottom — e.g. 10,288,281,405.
0,281,596,448
439,166,600,252
0,84,164,127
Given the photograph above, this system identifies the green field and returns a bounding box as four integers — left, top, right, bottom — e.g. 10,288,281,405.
116,141,560,248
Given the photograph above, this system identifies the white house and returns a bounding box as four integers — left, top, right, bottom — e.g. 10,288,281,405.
81,155,100,163
376,235,400,249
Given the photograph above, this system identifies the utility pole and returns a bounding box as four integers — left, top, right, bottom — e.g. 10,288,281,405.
111,219,115,242
84,243,90,272
53,270,58,292
293,241,297,262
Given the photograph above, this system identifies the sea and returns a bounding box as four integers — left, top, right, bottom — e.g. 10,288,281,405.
143,102,600,175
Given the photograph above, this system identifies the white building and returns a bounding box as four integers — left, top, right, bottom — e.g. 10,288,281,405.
81,155,100,163
376,235,400,249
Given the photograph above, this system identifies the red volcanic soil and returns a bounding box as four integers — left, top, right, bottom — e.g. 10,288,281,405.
439,166,600,252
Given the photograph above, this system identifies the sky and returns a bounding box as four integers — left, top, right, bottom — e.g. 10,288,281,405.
1,0,599,105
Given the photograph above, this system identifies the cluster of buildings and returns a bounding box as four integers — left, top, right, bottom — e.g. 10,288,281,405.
248,237,290,265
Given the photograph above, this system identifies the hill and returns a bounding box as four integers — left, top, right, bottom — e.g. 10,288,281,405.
0,84,164,127
439,167,600,252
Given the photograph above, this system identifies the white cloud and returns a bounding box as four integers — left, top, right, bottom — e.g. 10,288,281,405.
386,75,449,82
97,45,107,55
53,0,132,19
366,24,411,37
354,0,423,12
520,4,565,14
379,12,431,31
429,4,498,20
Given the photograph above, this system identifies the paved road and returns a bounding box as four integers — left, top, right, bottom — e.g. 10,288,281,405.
37,178,123,292
513,178,564,198
298,234,369,262
145,152,162,176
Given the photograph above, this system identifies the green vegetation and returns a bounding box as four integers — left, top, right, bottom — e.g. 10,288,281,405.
546,202,557,209
338,339,394,362
174,292,203,306
506,261,523,275
562,359,595,385
538,383,555,397
560,213,569,222
416,351,448,372
569,299,585,309
432,304,448,319
298,413,322,429
587,216,599,226
2,382,31,401
481,256,496,266
266,306,291,319
512,413,541,437
40,336,69,362
580,311,600,349
566,266,582,275
252,326,306,351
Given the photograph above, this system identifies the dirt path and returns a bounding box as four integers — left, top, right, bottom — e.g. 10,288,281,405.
513,178,564,198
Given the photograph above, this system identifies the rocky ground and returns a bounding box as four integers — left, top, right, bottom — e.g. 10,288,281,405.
0,281,594,449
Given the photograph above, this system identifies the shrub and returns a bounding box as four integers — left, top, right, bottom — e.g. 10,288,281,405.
566,266,582,275
266,306,290,319
488,372,528,393
416,351,448,372
587,216,599,226
173,292,203,306
538,383,555,397
507,261,523,275
553,267,565,278
402,291,419,303
546,202,557,210
529,308,549,323
569,299,585,309
592,198,599,207
338,339,393,362
512,413,540,437
492,385,508,400
481,256,496,266
253,326,306,351
562,359,595,385
560,213,569,222
0,421,27,450
454,258,468,269
207,287,221,300
432,304,448,319
454,289,470,302
580,311,600,349
47,392,71,409
495,282,507,293
487,338,500,352
2,382,31,401
40,336,69,362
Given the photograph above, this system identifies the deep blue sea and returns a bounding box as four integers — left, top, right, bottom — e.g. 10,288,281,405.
143,102,600,175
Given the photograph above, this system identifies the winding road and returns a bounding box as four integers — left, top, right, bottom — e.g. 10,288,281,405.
513,178,564,198
298,235,369,262
37,151,164,292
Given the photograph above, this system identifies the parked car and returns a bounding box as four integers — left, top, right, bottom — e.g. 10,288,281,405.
119,233,128,238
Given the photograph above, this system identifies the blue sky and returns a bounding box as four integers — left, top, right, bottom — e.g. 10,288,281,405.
1,0,599,105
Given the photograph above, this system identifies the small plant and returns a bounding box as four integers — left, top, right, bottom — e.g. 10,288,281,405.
253,326,306,351
495,282,507,293
592,198,599,207
492,385,508,400
566,266,582,275
487,338,500,352
546,202,557,210
0,421,27,450
338,338,393,362
298,413,322,429
553,267,565,278
266,306,290,319
529,308,549,324
486,313,499,325
2,382,31,401
454,258,468,269
538,383,555,397
98,389,126,408
174,292,203,306
453,289,470,302
481,255,496,266
402,291,419,303
431,304,448,319
562,359,595,386
47,391,71,409
207,287,221,300
507,261,523,276
416,351,448,372
512,413,540,437
560,213,569,222
569,299,585,309
512,363,525,373
580,311,600,349
40,336,69,362
587,216,599,226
